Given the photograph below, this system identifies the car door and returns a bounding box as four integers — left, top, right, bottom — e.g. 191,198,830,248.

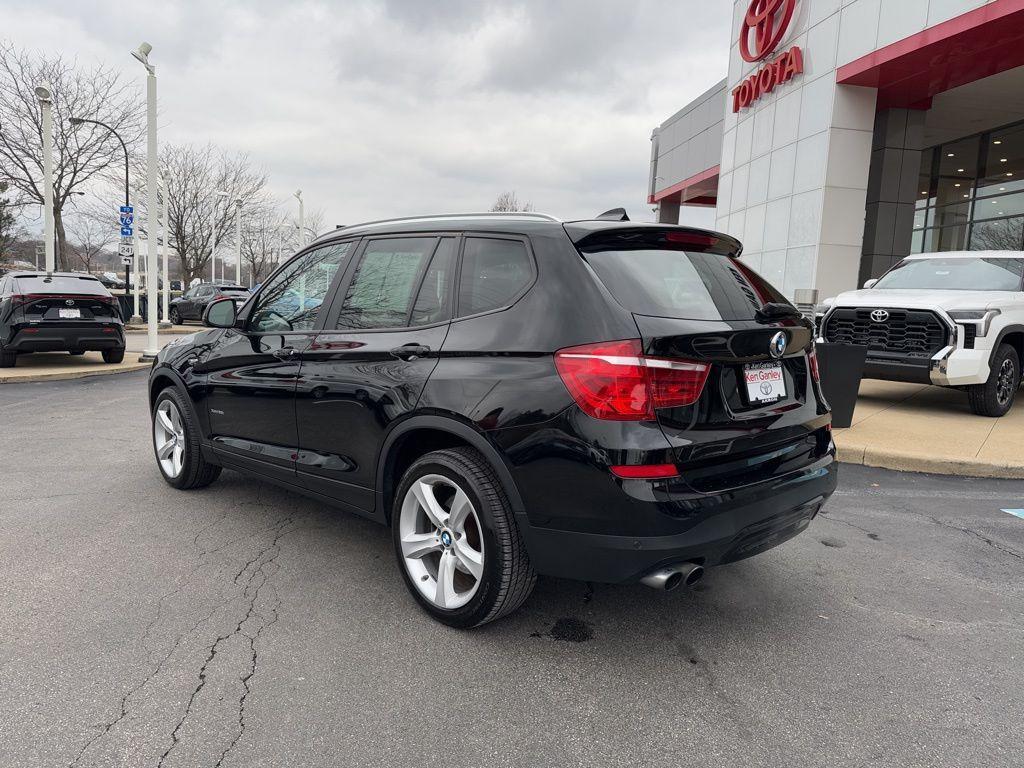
192,285,217,319
295,235,458,513
197,241,355,483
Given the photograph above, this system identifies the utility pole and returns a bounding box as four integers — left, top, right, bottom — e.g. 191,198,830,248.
159,171,171,328
234,199,242,285
294,189,304,248
35,84,55,273
133,42,160,360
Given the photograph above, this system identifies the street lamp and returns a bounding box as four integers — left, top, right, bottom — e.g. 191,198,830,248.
35,84,54,274
294,189,304,248
210,190,229,282
69,115,134,318
132,40,159,361
234,199,243,285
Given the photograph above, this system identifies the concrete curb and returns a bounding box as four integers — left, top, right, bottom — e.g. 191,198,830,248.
0,362,150,384
836,441,1024,480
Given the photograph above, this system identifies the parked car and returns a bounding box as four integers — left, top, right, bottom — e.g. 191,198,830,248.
167,282,249,324
0,271,126,366
98,272,126,289
148,213,836,627
819,251,1024,416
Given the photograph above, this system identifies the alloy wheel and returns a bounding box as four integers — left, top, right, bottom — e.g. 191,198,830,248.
398,474,484,610
154,399,186,478
996,359,1016,407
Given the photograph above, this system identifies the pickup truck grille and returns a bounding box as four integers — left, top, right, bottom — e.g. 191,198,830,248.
823,308,949,358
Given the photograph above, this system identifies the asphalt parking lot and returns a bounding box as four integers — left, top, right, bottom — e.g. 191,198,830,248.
1,372,1022,767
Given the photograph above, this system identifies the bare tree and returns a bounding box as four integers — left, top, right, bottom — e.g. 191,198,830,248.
490,191,533,212
241,205,291,285
65,206,117,273
160,144,267,285
0,42,144,269
0,180,20,259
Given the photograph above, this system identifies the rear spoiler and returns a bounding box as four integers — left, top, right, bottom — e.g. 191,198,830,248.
563,222,743,258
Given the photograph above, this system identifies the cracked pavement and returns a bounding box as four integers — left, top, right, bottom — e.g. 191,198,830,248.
1,372,1022,767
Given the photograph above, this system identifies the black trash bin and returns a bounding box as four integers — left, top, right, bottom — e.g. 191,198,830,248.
816,343,867,429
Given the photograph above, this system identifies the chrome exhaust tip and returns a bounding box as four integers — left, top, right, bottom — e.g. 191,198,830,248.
640,562,705,592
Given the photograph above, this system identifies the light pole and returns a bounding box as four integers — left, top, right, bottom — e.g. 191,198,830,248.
234,199,243,285
69,116,132,308
35,84,55,273
210,190,229,282
159,170,171,328
276,224,284,266
294,189,304,247
132,41,160,361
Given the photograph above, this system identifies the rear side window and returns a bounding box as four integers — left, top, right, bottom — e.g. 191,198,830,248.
336,238,438,329
457,238,533,317
410,238,457,327
581,248,785,321
14,275,110,295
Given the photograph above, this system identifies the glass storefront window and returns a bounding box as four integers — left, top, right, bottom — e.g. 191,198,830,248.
969,217,1024,251
978,125,1024,197
915,122,1024,255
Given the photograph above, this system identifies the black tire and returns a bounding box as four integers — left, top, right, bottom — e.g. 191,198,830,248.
0,349,15,368
151,386,222,490
169,307,181,325
392,447,536,628
969,343,1021,417
102,347,125,364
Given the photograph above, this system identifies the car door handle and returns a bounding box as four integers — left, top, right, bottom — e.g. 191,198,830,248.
272,347,298,360
390,344,431,361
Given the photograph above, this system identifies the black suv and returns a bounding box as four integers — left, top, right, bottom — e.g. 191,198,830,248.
0,271,126,367
168,282,250,324
148,213,836,627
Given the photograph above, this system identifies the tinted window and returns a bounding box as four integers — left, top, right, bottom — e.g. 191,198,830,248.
874,257,1024,291
14,274,110,295
250,242,352,332
457,238,533,316
581,247,785,321
410,238,456,327
336,238,437,329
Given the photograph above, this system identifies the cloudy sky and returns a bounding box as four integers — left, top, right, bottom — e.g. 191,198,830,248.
3,0,731,230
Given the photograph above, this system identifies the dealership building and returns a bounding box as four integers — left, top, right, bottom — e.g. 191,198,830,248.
648,0,1024,300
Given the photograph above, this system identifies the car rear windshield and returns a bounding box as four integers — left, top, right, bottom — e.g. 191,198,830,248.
874,257,1024,291
217,287,250,294
14,275,110,295
580,247,786,321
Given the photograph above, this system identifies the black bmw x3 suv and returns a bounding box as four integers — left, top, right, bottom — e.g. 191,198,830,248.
148,212,836,627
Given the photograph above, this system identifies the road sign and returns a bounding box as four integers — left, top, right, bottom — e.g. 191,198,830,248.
119,242,134,258
121,255,133,266
119,212,134,226
121,226,133,237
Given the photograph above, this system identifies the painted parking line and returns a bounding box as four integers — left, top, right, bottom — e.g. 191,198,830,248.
1002,509,1024,520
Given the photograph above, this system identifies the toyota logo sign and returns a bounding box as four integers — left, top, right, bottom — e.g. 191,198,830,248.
739,0,797,63
870,309,890,323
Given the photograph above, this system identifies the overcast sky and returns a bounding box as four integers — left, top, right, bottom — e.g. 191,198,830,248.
3,0,731,230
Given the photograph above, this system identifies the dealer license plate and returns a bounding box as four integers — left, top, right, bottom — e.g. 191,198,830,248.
744,362,786,404
58,308,81,319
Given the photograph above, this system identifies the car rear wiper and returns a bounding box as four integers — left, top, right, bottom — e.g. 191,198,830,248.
755,302,803,323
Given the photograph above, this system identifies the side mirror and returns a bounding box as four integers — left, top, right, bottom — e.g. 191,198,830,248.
862,278,878,289
203,297,237,328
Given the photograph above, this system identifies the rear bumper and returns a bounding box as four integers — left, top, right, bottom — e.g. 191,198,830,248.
3,324,125,352
517,453,837,584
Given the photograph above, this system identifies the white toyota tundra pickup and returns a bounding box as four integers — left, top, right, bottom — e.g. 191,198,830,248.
818,251,1024,417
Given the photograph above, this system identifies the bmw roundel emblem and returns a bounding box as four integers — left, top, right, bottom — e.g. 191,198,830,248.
440,530,452,548
769,331,788,359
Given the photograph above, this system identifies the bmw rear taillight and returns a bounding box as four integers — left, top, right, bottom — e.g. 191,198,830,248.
808,347,821,383
554,339,710,421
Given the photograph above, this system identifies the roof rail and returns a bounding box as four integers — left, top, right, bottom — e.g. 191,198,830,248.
322,211,562,236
